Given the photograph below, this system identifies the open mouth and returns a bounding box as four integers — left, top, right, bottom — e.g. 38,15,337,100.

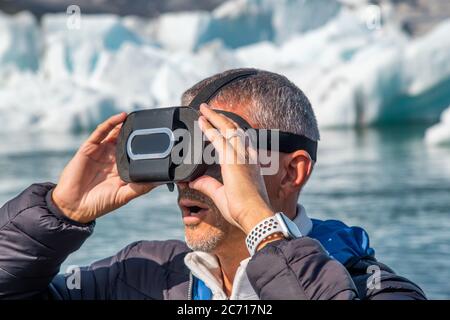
188,205,203,214
178,198,210,222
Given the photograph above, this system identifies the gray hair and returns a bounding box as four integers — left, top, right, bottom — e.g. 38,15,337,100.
181,68,320,141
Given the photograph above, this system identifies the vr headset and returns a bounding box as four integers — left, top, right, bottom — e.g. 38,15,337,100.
116,70,317,189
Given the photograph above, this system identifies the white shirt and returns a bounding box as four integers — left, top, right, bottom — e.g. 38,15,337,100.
183,205,312,300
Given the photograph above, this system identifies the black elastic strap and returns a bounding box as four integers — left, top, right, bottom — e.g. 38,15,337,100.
255,129,317,162
188,69,258,108
188,69,318,161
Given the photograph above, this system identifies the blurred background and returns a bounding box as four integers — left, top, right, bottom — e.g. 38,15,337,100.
0,0,449,298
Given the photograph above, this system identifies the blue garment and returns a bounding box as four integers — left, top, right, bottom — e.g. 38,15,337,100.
193,218,375,300
192,276,213,300
309,219,375,265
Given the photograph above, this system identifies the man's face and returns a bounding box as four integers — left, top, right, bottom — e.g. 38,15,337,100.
176,102,284,253
177,182,234,252
177,102,247,253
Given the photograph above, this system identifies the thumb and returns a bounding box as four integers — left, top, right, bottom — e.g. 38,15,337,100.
117,182,155,204
189,176,228,214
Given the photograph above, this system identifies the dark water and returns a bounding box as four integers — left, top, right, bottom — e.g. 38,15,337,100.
0,125,449,299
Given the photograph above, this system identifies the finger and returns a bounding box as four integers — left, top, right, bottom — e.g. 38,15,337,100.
237,131,259,165
199,116,232,164
103,123,123,144
199,116,238,165
228,129,254,164
199,104,237,137
201,116,251,168
199,104,251,162
246,144,259,165
118,182,155,203
87,112,127,145
189,175,228,214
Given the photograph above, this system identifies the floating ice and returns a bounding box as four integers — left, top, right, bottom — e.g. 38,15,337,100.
152,11,211,52
0,72,123,133
235,9,409,127
403,20,450,95
0,0,449,133
140,0,341,51
242,9,450,128
0,11,40,73
40,14,144,81
89,44,164,107
425,107,450,146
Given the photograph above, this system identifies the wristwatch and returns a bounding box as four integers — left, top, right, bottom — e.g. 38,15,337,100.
245,212,303,256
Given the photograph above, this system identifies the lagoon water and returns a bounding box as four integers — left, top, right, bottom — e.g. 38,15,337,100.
0,125,449,299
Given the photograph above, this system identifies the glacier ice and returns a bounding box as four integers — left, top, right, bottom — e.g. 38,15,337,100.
0,0,449,134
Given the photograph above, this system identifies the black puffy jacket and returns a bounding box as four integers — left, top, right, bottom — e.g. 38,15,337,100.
0,183,426,300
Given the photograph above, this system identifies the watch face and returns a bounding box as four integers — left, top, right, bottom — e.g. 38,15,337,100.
279,213,302,238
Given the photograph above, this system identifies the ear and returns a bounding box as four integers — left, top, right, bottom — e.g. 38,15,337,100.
280,150,313,195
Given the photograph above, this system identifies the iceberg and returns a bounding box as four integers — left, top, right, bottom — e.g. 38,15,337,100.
425,106,450,146
89,43,165,107
152,11,211,52
199,0,341,48
40,14,144,81
0,0,450,133
379,20,450,124
0,72,122,133
0,11,40,73
144,0,341,51
235,9,409,127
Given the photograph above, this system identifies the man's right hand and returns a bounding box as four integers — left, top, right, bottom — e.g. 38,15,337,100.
52,112,157,224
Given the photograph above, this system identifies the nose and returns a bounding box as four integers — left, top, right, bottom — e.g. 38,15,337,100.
176,182,189,191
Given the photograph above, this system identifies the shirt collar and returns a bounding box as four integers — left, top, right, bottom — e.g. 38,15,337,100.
184,204,312,299
293,204,313,236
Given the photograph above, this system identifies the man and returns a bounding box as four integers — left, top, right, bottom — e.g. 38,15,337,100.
0,68,425,300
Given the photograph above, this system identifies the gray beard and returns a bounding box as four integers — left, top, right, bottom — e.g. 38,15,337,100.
184,207,228,252
184,227,225,252
179,186,228,252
